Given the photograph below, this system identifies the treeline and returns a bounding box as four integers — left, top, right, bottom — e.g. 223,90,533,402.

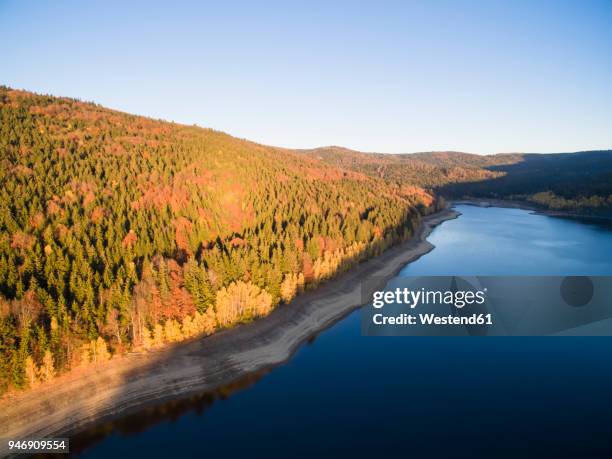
0,87,438,395
528,191,612,212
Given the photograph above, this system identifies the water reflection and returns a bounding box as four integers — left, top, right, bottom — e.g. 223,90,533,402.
31,370,270,458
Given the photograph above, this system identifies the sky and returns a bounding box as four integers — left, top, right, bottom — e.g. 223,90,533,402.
1,0,611,154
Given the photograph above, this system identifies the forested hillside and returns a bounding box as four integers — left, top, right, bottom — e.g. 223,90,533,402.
441,151,612,211
301,147,518,189
304,147,612,212
0,87,438,395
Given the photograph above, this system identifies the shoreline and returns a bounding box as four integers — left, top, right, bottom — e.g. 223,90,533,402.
452,198,612,221
0,207,459,457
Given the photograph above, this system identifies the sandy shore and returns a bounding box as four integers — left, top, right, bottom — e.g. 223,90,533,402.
0,207,458,457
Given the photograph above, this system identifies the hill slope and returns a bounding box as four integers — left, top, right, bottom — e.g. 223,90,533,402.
301,146,519,188
303,147,612,212
0,87,437,395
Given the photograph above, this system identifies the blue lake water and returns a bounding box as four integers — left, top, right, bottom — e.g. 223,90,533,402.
401,205,612,276
73,205,612,458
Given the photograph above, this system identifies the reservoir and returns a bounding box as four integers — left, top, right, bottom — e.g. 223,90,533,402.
72,205,612,458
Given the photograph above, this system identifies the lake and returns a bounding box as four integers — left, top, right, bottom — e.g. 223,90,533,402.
72,205,612,458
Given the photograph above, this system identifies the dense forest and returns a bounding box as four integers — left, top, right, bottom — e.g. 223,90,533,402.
0,87,439,395
301,147,519,189
304,147,612,213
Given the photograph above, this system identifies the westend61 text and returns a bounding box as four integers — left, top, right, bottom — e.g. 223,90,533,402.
372,313,493,326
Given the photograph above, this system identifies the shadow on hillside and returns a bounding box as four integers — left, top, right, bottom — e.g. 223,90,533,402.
437,150,612,200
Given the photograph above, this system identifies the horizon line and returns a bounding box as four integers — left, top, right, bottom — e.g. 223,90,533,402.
4,84,611,157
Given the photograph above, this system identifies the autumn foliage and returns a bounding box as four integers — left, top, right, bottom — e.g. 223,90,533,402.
0,87,438,395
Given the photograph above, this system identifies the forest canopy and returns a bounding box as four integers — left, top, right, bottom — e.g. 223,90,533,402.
0,87,438,395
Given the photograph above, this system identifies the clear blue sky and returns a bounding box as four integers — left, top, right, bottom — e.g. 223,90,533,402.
1,0,611,154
